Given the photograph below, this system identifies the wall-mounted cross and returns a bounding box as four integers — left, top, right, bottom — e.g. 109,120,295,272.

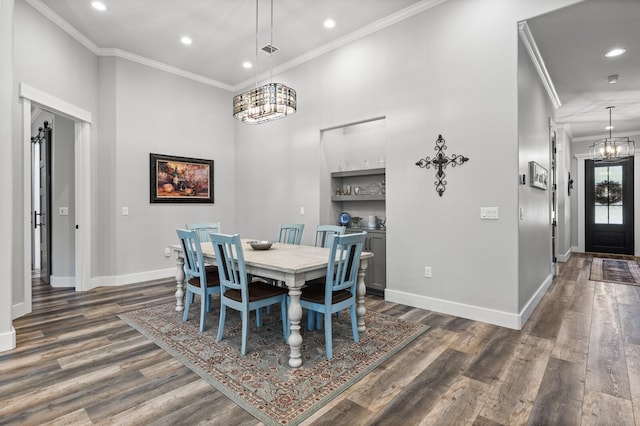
415,134,469,197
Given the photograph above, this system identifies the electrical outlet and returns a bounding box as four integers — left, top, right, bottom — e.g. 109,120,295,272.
164,247,171,257
424,266,432,278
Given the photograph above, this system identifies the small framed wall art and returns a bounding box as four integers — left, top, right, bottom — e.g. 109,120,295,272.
150,153,214,203
529,161,548,190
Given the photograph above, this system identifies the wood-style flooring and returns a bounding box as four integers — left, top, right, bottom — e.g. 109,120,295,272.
2,253,640,425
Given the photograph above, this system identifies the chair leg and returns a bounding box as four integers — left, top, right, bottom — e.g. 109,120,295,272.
199,293,207,333
241,310,249,355
350,304,359,343
256,307,263,328
307,309,314,331
316,312,323,330
216,305,226,342
182,289,191,322
324,308,333,359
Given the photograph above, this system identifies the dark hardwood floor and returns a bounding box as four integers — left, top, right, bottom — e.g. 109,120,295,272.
2,253,640,425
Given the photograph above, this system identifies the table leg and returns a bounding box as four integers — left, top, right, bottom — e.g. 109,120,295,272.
356,258,368,332
287,286,303,368
175,256,185,312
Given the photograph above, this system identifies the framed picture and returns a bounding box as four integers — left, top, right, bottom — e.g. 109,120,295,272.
529,161,548,190
150,153,214,203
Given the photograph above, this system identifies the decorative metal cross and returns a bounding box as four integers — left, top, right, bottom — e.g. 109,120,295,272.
415,134,469,197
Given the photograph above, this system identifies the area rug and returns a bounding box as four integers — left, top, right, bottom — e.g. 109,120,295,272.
119,302,429,426
589,257,640,286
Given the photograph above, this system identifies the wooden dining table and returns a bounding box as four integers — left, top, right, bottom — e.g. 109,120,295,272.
171,239,373,368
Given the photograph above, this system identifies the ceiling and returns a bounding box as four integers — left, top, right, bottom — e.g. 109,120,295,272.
30,0,640,140
527,0,640,139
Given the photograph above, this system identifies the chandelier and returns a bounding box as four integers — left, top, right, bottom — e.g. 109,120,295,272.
589,106,635,161
233,0,296,124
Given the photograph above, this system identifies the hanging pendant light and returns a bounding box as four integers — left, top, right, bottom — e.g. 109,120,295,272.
233,0,296,124
589,106,635,161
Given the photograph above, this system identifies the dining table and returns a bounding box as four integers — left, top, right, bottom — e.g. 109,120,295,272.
171,238,373,368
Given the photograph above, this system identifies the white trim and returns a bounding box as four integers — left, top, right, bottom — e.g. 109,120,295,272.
20,84,92,123
20,84,92,323
518,22,562,109
88,268,176,291
519,274,554,328
50,275,75,288
386,274,553,329
576,155,586,252
12,302,28,320
21,99,32,318
26,0,447,93
97,48,234,92
557,246,573,262
234,0,448,91
0,327,16,353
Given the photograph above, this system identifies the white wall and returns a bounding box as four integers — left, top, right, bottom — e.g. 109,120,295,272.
234,0,583,328
556,126,573,260
517,36,555,311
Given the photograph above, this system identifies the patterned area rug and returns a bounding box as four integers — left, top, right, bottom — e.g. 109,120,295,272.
119,301,429,426
589,257,640,286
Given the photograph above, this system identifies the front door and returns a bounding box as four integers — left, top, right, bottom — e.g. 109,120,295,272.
585,158,634,254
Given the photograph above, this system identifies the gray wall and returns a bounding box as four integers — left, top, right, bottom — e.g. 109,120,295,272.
517,36,555,310
3,0,587,349
234,0,583,326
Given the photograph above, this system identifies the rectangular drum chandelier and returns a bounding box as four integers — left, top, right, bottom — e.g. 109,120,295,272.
233,0,297,124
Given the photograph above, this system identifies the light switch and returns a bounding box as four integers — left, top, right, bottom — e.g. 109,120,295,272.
299,206,305,216
59,207,69,216
480,207,499,220
122,207,129,216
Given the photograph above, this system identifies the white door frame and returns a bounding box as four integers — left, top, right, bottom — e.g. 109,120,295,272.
17,83,92,318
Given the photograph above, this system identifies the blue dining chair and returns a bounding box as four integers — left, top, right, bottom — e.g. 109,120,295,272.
278,223,304,245
314,225,346,248
187,222,221,273
210,232,289,355
308,224,347,327
176,229,221,333
187,222,221,243
299,232,366,359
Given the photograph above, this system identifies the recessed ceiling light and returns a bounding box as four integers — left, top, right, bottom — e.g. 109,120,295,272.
605,47,626,58
242,61,252,69
180,36,193,45
323,19,336,29
91,1,106,11
606,125,614,130
608,74,620,84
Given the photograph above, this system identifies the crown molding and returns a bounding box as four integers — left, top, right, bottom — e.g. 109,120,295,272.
27,0,447,94
233,0,448,92
24,0,99,54
97,48,234,92
518,21,562,109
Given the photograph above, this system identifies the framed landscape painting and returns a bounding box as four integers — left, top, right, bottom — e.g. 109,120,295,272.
150,153,214,203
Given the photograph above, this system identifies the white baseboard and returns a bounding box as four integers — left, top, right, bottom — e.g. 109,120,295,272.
50,275,75,288
518,274,553,328
89,268,175,290
385,273,553,330
0,326,16,352
557,247,573,262
12,302,28,320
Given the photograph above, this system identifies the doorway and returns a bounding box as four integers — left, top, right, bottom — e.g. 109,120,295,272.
31,118,52,283
585,158,634,254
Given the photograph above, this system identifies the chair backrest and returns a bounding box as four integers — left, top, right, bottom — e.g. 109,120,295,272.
187,222,221,243
314,225,346,248
176,229,207,280
326,232,366,296
210,233,248,297
277,223,304,245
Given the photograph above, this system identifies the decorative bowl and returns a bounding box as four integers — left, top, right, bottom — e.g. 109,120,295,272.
248,240,273,250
